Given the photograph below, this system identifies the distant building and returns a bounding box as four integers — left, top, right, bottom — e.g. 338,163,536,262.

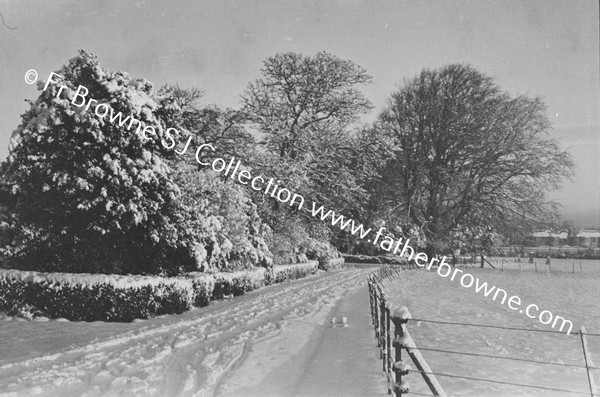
576,230,600,248
528,230,568,247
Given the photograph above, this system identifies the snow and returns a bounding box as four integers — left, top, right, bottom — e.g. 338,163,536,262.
0,268,372,396
381,265,600,396
0,269,191,290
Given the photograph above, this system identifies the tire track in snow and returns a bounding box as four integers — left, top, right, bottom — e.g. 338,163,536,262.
208,273,368,397
0,268,370,397
171,270,368,397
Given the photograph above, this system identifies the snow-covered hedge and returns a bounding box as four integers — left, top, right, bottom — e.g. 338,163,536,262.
302,238,341,269
183,272,215,307
209,260,319,297
0,261,323,321
320,257,345,271
0,269,194,322
272,261,318,284
212,268,267,299
342,254,406,265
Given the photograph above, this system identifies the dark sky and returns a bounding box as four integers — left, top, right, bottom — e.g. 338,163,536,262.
0,0,598,226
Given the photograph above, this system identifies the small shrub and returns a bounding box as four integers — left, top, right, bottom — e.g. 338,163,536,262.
272,261,318,283
343,254,410,266
343,254,382,264
183,272,216,307
263,216,311,265
212,268,266,299
301,238,340,270
320,257,345,271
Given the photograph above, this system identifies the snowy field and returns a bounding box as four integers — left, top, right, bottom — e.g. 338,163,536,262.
0,268,373,397
382,267,600,396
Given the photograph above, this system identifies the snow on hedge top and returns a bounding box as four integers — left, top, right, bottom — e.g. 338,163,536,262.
213,268,267,281
273,261,318,273
0,269,191,290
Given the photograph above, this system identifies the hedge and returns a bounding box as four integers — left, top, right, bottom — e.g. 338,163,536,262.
320,257,345,271
342,254,405,265
272,261,319,284
212,268,267,299
209,261,319,298
182,272,215,307
0,260,323,322
0,270,195,322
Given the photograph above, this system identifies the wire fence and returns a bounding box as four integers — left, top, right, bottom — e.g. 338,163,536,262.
454,255,600,274
368,264,600,396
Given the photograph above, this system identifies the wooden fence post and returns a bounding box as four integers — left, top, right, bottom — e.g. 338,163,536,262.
370,277,375,324
580,326,599,397
391,306,447,397
374,284,380,344
391,307,411,396
372,277,378,330
381,296,388,369
369,276,375,328
386,306,392,392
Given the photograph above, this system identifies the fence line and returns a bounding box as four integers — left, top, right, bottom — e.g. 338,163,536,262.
394,313,447,396
405,345,592,369
369,271,447,396
581,326,600,397
405,369,594,396
408,317,575,335
368,264,600,396
409,317,600,338
452,254,600,274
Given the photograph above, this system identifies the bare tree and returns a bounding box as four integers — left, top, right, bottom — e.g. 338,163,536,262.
378,64,574,256
240,52,376,254
242,51,372,160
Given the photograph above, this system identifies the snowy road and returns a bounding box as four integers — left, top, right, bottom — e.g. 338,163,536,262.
0,267,377,397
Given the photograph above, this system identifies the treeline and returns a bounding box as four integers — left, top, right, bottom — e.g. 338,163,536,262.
0,50,573,276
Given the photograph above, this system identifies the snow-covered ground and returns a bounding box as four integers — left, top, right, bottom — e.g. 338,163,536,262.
3,263,597,397
382,267,600,396
0,268,373,397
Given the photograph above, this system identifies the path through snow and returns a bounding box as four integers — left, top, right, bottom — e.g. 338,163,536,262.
0,268,376,397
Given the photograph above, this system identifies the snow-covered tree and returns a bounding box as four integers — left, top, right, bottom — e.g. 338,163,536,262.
0,50,193,275
378,64,574,257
